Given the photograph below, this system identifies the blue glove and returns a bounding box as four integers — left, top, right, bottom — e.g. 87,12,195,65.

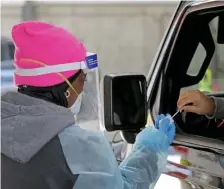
155,114,176,144
133,114,175,188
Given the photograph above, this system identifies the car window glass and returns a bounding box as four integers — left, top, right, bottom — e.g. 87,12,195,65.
183,16,224,93
186,43,206,76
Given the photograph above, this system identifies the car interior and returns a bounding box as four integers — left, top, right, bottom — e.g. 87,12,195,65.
149,5,224,141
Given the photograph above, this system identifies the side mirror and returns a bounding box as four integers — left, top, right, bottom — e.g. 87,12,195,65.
103,74,147,132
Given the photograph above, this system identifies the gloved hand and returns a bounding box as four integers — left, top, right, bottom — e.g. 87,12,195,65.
135,114,176,152
155,114,176,144
133,114,176,189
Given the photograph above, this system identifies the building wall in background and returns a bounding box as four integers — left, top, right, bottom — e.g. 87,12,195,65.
1,2,177,77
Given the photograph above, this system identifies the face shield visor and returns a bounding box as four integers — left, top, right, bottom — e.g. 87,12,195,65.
75,53,103,131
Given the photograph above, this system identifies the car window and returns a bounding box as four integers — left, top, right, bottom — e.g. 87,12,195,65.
184,16,224,93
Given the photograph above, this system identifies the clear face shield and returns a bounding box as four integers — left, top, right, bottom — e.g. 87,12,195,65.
75,53,103,131
75,69,102,131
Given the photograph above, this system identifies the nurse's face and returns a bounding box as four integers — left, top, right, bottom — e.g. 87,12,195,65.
66,71,86,108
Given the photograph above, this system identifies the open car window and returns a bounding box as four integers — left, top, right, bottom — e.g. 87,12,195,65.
184,16,224,93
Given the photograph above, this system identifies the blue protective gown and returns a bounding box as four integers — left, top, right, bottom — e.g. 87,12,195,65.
59,125,170,189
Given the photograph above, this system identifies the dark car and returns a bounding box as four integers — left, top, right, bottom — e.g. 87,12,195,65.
144,1,224,187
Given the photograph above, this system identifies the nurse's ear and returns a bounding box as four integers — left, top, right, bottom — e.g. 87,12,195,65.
65,87,78,108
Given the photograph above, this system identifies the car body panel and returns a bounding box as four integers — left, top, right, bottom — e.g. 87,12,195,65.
160,146,224,189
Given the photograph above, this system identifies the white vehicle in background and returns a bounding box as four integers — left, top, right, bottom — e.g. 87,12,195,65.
1,36,16,93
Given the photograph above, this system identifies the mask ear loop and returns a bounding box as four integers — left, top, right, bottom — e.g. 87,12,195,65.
20,58,80,97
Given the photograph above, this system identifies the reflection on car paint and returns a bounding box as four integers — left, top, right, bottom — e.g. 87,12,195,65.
161,146,224,188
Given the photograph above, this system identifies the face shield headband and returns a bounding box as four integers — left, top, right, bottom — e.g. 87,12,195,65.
15,52,99,93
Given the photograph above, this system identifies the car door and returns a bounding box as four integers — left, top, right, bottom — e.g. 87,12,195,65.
145,0,224,188
147,0,224,151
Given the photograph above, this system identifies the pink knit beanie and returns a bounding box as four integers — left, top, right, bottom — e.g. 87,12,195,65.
12,21,87,87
